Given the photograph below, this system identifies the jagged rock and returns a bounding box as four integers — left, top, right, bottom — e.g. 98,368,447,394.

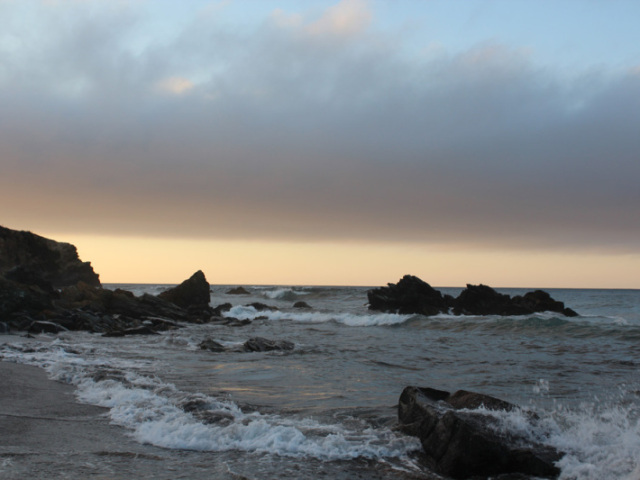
243,337,294,352
0,275,55,320
0,225,100,287
368,275,578,317
199,338,226,352
513,290,578,317
28,320,69,334
211,303,232,316
367,275,452,316
246,302,278,312
226,286,250,295
102,325,159,337
293,301,312,309
398,386,562,479
158,271,211,309
209,316,252,327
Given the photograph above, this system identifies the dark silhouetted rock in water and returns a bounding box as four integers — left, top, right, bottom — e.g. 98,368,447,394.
293,301,312,309
367,275,452,316
28,321,69,334
368,275,578,317
243,337,294,352
246,302,278,312
226,286,250,295
199,338,226,352
398,386,562,479
0,225,100,288
158,270,211,309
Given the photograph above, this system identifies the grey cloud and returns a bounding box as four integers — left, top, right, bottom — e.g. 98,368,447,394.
1,4,639,253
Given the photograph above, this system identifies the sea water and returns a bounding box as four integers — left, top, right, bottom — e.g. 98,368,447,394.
1,285,639,479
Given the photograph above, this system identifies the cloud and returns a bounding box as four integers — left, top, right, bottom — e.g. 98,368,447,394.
1,1,639,254
155,76,195,95
306,0,372,36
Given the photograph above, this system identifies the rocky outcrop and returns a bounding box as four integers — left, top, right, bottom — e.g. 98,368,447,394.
367,275,453,316
0,226,100,288
368,275,578,317
398,386,562,479
158,270,211,310
226,286,250,295
243,337,294,352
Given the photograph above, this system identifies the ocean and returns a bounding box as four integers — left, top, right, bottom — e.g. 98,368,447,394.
1,285,639,479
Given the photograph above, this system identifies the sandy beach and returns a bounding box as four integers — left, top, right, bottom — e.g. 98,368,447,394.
0,359,175,480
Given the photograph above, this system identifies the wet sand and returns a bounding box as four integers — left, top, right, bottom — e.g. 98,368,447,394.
0,361,177,479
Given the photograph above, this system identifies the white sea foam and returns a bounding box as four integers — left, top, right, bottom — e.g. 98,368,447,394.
472,396,640,480
225,305,412,327
0,340,419,461
263,288,309,301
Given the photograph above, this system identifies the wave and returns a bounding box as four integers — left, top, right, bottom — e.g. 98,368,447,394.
223,306,640,340
472,391,640,480
262,288,310,302
225,306,412,327
0,341,419,461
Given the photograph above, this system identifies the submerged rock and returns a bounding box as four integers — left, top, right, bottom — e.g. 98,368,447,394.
243,337,294,352
293,301,312,309
199,338,226,352
398,386,562,479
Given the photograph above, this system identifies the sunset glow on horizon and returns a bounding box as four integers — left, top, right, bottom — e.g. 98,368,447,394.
2,0,639,288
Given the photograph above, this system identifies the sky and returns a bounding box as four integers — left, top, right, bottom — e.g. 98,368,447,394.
1,0,639,287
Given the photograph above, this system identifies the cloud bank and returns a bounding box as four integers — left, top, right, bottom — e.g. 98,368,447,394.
1,0,639,253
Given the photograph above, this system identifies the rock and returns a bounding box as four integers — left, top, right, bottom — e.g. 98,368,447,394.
246,302,278,312
0,322,9,333
28,320,69,334
512,290,578,317
398,386,562,479
293,301,312,309
0,275,55,320
211,303,232,316
199,338,226,352
368,275,578,317
158,271,211,309
0,225,100,288
367,275,452,316
226,286,250,295
243,337,294,352
102,325,159,337
453,284,524,316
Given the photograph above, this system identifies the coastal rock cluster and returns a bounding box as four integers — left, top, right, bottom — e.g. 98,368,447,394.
0,226,224,335
398,386,563,479
368,275,578,317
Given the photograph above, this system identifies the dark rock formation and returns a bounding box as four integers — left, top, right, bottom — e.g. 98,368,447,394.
28,320,69,334
0,225,100,288
226,286,250,295
243,337,294,352
367,275,452,316
398,386,562,479
199,338,226,352
158,271,211,310
293,301,312,309
368,275,578,317
246,302,278,312
211,303,233,316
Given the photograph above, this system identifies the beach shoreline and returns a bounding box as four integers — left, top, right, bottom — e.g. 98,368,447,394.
0,355,177,479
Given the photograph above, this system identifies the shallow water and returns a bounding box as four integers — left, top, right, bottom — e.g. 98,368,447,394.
1,285,639,479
